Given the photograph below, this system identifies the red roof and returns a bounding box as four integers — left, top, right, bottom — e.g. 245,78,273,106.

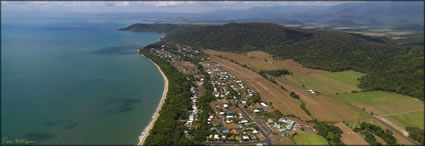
231,129,238,134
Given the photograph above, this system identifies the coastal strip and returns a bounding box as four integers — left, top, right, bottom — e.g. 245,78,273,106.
138,54,169,145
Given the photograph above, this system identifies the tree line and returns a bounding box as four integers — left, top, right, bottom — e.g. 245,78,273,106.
140,50,194,145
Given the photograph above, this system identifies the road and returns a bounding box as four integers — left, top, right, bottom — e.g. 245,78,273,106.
205,140,267,145
235,91,273,145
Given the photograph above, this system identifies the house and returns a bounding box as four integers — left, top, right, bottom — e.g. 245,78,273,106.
231,129,239,134
223,104,229,108
253,109,260,113
226,118,232,123
219,112,225,115
222,130,229,134
214,134,220,139
274,123,281,129
267,119,274,124
260,102,268,107
241,101,247,105
239,113,244,119
226,110,232,114
253,130,258,134
242,135,250,140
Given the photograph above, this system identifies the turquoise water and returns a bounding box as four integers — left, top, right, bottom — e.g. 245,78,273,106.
1,18,164,145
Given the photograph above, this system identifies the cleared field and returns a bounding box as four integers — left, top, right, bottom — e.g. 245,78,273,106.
338,91,424,130
337,91,424,115
207,50,327,75
387,111,424,129
293,131,328,145
284,73,361,95
207,50,363,95
321,71,365,89
335,122,369,145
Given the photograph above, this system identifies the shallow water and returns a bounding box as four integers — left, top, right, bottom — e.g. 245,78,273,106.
1,18,164,145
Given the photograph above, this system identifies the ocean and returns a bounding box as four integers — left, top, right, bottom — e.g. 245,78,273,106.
1,18,165,145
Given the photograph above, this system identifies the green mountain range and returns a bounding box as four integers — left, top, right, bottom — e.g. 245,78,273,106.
122,23,424,100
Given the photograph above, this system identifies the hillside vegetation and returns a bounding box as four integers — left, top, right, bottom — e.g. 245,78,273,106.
158,23,423,100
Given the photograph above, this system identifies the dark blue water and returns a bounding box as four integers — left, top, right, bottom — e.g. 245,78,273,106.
1,18,165,145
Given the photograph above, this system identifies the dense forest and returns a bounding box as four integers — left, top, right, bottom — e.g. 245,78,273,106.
140,50,194,145
155,23,424,100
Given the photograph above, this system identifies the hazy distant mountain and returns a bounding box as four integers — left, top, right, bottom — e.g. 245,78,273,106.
137,2,424,31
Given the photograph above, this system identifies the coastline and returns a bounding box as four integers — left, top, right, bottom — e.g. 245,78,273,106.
138,53,169,145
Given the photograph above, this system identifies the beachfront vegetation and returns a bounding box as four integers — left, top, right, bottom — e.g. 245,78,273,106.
140,50,194,145
161,23,424,100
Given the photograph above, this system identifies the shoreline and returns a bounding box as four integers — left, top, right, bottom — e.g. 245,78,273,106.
138,53,169,145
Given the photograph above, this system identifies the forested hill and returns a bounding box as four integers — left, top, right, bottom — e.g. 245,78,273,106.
158,23,424,100
118,23,200,33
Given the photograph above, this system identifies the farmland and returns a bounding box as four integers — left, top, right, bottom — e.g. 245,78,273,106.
335,122,369,145
205,49,421,145
207,50,368,122
388,111,424,129
293,131,328,145
337,91,424,115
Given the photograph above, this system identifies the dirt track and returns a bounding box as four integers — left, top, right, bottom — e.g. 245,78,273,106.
208,55,312,121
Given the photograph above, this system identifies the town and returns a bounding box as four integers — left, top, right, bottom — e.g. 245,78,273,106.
142,41,312,145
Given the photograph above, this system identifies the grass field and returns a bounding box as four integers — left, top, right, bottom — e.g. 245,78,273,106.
293,131,328,145
284,70,363,95
338,91,424,129
337,91,423,114
387,111,424,129
322,71,365,89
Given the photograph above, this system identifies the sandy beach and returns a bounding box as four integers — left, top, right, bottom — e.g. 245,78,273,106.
138,54,169,145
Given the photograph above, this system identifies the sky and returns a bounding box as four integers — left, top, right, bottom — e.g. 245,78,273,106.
1,1,346,14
